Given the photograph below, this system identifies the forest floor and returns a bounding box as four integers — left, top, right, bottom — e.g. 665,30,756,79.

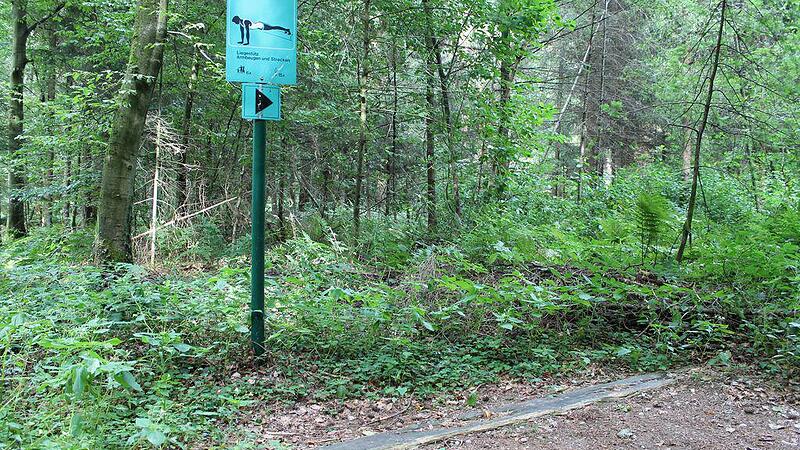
227,367,800,449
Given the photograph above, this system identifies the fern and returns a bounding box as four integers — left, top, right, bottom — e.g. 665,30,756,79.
634,193,670,263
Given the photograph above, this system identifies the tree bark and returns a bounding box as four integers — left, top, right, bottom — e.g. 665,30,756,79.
353,0,371,236
7,0,30,238
95,0,169,263
82,147,98,226
149,121,161,265
385,39,398,218
42,27,58,227
676,0,726,263
423,0,437,233
682,121,693,182
552,48,566,197
177,46,201,214
577,6,599,201
598,0,613,186
494,27,513,198
433,37,460,220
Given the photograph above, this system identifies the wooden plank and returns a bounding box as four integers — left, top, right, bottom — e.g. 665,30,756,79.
321,373,674,450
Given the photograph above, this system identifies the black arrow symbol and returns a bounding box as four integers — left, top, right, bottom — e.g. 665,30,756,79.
255,89,273,114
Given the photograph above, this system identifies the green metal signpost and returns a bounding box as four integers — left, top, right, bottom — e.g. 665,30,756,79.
227,0,297,356
251,120,266,356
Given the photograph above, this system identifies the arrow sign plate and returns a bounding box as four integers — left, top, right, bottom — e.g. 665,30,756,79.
242,84,281,121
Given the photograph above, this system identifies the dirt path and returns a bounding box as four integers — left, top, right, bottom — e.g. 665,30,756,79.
421,370,799,450
229,367,798,449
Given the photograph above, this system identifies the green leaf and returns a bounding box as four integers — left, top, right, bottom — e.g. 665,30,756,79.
70,413,83,437
145,429,167,447
72,366,87,398
116,371,143,392
173,343,192,353
135,418,152,429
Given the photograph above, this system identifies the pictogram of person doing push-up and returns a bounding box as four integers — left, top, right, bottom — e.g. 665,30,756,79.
232,15,291,45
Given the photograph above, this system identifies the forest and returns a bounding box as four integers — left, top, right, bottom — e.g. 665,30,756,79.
1,0,799,447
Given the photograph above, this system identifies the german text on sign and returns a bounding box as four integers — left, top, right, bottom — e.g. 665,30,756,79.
226,0,298,85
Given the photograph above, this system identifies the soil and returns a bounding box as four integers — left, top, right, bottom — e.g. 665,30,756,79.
421,369,800,450
227,367,799,450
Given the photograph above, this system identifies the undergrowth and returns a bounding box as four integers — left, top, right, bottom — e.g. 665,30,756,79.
1,167,798,448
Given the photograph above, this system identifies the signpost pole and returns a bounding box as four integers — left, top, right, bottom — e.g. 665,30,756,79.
227,0,296,359
251,119,266,356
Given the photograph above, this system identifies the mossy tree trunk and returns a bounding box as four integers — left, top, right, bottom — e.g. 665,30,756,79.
94,0,168,263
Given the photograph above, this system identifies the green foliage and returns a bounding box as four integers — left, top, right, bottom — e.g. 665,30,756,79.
3,161,800,446
3,0,800,445
634,192,671,263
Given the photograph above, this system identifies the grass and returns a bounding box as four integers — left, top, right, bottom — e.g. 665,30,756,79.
1,172,798,447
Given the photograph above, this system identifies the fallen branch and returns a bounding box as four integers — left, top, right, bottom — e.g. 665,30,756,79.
133,196,239,240
367,400,413,425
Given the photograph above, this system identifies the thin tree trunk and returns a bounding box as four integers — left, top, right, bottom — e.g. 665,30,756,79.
62,155,72,226
577,7,599,201
7,0,30,238
585,6,602,176
150,121,161,265
494,27,513,198
353,0,371,236
82,146,98,226
278,172,286,234
321,147,331,220
386,40,398,217
553,49,566,197
577,75,590,202
677,0,726,263
42,28,58,227
682,121,693,182
422,0,437,232
177,46,200,213
95,0,168,263
433,37,460,221
598,0,612,187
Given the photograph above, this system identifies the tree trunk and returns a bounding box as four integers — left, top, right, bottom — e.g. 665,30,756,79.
149,121,161,265
95,0,168,263
278,172,286,234
321,146,331,220
7,0,30,238
597,0,612,187
433,37,460,220
577,7,599,201
40,27,58,227
385,39,398,217
82,147,98,226
62,155,72,226
581,6,599,182
422,0,437,233
676,0,726,263
553,48,566,197
682,121,693,182
353,0,371,236
177,46,200,213
494,28,513,198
